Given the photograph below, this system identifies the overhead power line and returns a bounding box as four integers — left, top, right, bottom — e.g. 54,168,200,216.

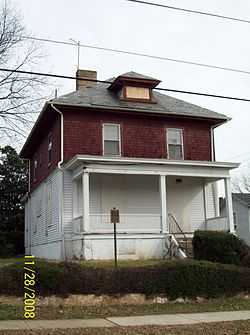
1,67,250,103
125,0,250,24
22,35,250,77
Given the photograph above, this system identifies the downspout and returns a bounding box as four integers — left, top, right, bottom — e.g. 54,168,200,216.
51,103,65,260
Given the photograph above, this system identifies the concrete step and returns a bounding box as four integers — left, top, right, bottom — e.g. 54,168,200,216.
176,238,193,258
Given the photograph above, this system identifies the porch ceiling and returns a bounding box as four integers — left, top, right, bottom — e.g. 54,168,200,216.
64,155,239,180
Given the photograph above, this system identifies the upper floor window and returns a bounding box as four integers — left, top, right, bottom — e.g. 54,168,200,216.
103,124,121,156
33,159,38,181
124,86,151,101
48,134,52,165
167,128,184,160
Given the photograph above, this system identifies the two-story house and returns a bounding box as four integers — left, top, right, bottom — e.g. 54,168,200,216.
20,70,238,260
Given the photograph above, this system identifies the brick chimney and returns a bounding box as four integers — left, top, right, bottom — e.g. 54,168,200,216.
76,69,97,90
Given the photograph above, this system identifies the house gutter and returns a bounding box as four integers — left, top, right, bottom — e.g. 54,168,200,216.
51,103,65,260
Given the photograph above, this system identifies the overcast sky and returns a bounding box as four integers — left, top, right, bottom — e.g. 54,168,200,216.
12,0,250,178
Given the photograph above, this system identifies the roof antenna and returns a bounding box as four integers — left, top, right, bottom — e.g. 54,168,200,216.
55,89,58,98
70,38,80,70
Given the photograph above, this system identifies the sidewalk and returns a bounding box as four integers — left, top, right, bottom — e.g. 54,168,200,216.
0,310,250,330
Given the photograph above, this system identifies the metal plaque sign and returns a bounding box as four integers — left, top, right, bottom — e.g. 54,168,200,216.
110,207,120,224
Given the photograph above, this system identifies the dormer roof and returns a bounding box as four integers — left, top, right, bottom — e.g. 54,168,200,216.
108,71,161,92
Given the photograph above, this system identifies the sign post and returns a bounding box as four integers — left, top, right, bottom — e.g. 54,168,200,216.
110,207,119,268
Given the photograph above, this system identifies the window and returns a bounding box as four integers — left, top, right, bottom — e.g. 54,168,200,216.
167,128,183,160
125,86,151,101
233,212,237,231
103,124,121,156
39,152,42,166
48,134,52,164
33,160,38,181
46,181,52,230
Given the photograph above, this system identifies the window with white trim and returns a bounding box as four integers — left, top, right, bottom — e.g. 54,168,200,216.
46,180,52,230
167,128,183,160
48,134,52,165
33,159,38,181
103,124,121,156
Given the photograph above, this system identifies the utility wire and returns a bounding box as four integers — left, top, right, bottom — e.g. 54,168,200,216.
125,0,250,24
1,67,250,103
22,35,250,77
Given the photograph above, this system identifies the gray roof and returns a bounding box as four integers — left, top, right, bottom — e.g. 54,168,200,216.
233,193,250,207
51,72,229,121
117,71,159,81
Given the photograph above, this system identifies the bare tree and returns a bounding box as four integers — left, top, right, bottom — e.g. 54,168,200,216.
0,0,49,143
231,166,250,193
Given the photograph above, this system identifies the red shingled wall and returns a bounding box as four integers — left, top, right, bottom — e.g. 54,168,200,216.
63,108,212,162
30,114,61,191
29,107,213,190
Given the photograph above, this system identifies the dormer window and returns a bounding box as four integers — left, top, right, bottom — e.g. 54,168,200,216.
108,72,160,104
124,86,151,101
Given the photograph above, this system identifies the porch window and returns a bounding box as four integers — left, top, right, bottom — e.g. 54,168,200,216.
103,124,121,156
48,134,52,165
167,128,183,160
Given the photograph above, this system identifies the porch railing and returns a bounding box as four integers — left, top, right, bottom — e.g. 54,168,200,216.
73,214,162,233
90,214,161,233
205,216,228,231
168,213,188,255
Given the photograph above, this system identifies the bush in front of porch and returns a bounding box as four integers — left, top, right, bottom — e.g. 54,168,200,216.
1,259,250,299
192,231,250,266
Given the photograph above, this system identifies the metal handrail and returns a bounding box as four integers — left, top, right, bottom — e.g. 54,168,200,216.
168,213,188,254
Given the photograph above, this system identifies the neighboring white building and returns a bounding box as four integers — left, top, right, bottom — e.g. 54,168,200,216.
21,70,238,260
221,193,250,246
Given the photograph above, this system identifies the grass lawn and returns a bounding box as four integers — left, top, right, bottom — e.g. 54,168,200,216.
0,257,22,267
0,320,250,334
1,297,250,320
0,257,172,268
78,259,168,268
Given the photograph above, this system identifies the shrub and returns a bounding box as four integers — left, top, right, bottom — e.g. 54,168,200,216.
241,253,250,268
0,231,24,257
192,230,250,265
1,259,250,299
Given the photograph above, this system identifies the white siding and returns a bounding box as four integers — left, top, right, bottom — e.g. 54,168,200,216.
167,176,215,232
63,170,73,235
26,169,62,254
205,182,216,219
89,174,161,232
63,170,74,259
233,201,250,246
73,174,217,234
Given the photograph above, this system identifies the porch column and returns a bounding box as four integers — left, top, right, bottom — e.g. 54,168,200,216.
82,171,90,232
224,177,234,233
203,181,207,229
159,175,168,233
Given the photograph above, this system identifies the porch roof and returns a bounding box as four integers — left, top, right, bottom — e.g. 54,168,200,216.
64,155,239,180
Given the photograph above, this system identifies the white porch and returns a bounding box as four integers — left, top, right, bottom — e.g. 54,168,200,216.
64,155,238,260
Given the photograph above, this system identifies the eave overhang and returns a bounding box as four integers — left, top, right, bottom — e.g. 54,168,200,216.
64,154,239,180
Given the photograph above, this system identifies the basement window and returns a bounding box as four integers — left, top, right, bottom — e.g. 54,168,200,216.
167,128,184,160
103,124,121,156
